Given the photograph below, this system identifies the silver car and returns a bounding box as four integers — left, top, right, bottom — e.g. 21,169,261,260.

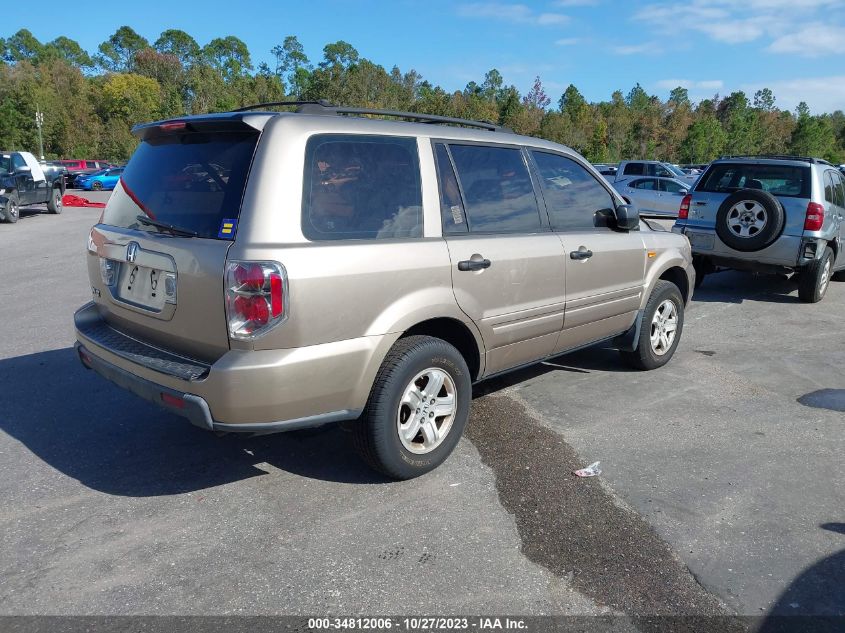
613,176,691,217
673,155,845,302
74,102,694,479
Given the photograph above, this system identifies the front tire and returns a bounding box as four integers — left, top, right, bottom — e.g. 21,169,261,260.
798,247,833,303
2,194,19,223
620,280,685,370
353,335,471,480
47,187,63,214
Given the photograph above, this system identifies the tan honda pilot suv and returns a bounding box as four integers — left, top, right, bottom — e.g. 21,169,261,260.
75,102,694,479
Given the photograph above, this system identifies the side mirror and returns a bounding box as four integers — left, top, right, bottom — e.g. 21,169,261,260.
679,188,689,196
614,204,639,230
15,165,31,173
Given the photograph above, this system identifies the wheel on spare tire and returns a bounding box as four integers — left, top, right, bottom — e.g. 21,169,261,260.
798,247,834,303
2,193,19,223
715,188,785,252
620,280,685,371
46,186,63,214
352,335,471,480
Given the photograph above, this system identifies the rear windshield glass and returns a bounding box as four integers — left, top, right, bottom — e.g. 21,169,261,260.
697,163,810,198
102,131,258,239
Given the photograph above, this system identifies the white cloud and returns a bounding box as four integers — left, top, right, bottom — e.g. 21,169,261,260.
537,12,570,25
554,37,579,46
633,0,845,49
613,42,662,55
768,22,845,56
742,75,845,113
457,3,569,25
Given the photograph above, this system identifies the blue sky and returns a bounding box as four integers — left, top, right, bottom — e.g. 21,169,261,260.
14,0,845,113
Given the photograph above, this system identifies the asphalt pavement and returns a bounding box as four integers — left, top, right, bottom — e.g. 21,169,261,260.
0,194,842,623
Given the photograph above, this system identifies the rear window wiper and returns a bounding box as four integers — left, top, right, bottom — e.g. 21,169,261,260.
135,215,198,237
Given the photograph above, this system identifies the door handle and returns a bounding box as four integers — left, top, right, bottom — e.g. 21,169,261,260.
458,258,491,271
570,249,593,260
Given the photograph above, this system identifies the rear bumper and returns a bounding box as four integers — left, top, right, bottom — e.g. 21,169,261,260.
74,302,397,431
672,224,811,268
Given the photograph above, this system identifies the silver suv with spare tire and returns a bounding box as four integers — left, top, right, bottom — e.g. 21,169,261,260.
74,101,694,479
673,155,845,302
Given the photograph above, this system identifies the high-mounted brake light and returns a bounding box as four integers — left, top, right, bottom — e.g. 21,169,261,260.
804,202,824,231
225,261,288,339
678,194,691,220
159,121,186,131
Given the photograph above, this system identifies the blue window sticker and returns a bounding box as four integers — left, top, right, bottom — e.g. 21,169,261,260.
218,218,238,239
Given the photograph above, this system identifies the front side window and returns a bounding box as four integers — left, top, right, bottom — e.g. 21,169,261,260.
302,135,422,240
531,151,616,231
448,144,541,233
660,179,686,193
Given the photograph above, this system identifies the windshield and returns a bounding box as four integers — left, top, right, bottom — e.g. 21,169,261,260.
666,164,687,178
697,163,810,198
102,130,259,240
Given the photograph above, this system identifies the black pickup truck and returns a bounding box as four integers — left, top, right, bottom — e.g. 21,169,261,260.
0,151,66,224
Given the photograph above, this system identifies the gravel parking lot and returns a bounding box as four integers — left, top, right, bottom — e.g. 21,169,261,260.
1,195,842,623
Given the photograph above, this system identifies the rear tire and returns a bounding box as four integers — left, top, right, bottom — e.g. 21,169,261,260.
47,187,63,214
92,181,103,191
352,335,471,480
798,247,834,303
620,280,684,370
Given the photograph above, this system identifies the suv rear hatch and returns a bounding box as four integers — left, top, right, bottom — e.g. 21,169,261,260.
87,118,261,362
688,161,811,235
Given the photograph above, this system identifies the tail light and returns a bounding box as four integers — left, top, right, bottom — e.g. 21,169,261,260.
804,202,824,231
678,194,691,219
225,261,288,339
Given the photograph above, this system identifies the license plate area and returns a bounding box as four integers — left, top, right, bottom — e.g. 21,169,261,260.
116,263,171,312
687,231,715,251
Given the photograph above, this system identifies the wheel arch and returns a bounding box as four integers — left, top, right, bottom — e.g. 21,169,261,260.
404,317,484,381
658,265,691,304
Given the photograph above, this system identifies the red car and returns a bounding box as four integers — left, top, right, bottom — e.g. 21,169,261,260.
56,159,112,188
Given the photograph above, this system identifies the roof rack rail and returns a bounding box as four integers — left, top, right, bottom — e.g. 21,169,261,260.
232,99,509,132
231,100,333,113
718,154,830,165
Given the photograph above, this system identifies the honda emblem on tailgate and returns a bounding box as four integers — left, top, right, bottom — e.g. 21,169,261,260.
126,241,139,263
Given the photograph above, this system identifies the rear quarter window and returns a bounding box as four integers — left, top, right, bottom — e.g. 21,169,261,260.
302,134,423,240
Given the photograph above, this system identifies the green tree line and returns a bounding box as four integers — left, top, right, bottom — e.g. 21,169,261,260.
2,26,843,163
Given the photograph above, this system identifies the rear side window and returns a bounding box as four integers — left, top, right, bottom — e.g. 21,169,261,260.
302,134,422,240
434,143,468,234
531,151,616,231
103,130,259,240
824,171,835,203
697,163,810,198
448,144,541,233
631,178,657,190
623,162,644,176
833,172,845,207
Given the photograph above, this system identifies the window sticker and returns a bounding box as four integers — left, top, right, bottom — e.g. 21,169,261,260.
218,218,238,239
450,205,464,224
